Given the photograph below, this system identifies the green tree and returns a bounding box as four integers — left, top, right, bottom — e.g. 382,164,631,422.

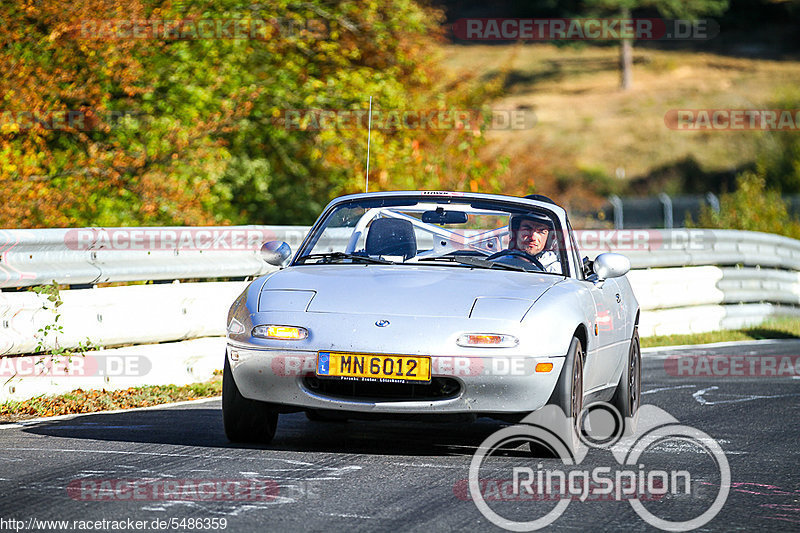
697,171,800,239
753,88,800,193
583,0,729,90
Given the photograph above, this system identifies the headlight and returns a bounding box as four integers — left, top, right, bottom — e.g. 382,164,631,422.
227,318,245,335
252,325,308,340
456,333,518,348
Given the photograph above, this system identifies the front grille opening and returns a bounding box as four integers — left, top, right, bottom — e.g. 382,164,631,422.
303,376,462,401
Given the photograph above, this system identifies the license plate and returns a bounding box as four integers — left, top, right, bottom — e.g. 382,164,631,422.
316,352,431,383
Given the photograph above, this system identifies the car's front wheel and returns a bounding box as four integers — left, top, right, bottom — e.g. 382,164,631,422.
550,336,584,419
222,354,279,444
529,336,584,457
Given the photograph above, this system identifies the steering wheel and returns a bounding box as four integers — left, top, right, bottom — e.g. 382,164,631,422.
486,249,545,271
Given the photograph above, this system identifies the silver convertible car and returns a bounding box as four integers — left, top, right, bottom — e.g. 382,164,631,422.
223,191,641,443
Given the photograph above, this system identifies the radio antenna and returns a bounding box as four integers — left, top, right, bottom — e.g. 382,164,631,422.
365,96,373,192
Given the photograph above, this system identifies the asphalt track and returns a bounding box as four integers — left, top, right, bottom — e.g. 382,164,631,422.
0,339,798,532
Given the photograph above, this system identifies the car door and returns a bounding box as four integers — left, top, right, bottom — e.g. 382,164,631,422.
587,277,626,389
565,221,620,393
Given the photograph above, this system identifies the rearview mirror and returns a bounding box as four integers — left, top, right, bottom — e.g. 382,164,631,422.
593,253,630,280
421,208,468,225
261,241,292,267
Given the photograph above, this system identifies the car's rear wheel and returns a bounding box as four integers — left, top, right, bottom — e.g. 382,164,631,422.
222,354,278,444
611,328,641,423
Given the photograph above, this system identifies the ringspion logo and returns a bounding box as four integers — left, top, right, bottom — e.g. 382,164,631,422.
468,403,730,531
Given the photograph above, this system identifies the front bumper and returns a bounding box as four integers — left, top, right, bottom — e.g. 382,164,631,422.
226,344,565,415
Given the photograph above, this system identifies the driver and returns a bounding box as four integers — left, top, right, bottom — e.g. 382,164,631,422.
509,214,562,274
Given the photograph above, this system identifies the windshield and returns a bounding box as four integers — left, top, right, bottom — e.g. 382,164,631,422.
294,197,567,276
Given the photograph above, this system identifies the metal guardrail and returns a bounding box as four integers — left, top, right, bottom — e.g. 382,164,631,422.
579,229,800,270
3,224,798,402
597,193,800,230
0,227,308,289
4,227,800,288
719,267,800,306
596,192,800,229
1,226,799,352
601,194,717,229
0,282,248,356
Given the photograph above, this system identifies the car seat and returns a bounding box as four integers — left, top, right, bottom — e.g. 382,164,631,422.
365,218,417,260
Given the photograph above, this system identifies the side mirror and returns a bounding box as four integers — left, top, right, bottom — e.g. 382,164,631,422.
260,241,292,267
593,252,630,280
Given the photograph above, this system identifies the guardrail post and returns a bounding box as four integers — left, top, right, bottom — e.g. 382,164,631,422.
658,193,673,229
608,195,623,229
706,192,720,214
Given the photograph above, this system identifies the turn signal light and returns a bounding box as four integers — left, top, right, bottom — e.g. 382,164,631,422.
456,333,518,348
535,362,554,373
252,325,308,340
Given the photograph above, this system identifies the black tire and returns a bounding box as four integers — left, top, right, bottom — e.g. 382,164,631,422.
611,328,641,422
222,354,279,444
530,336,584,457
549,336,584,419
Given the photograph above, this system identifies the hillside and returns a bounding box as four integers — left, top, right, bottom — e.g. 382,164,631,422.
441,43,800,210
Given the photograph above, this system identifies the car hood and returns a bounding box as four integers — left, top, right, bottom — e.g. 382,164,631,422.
260,265,562,320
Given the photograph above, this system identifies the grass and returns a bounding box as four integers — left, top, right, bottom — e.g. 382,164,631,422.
0,374,222,422
640,317,800,348
440,43,800,209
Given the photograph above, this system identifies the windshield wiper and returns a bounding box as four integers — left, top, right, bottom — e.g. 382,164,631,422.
418,254,527,272
295,252,392,265
458,256,529,272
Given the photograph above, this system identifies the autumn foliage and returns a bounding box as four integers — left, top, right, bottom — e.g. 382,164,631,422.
1,0,508,227
0,376,222,420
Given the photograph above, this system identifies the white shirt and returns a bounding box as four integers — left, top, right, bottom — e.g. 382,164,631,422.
536,250,562,274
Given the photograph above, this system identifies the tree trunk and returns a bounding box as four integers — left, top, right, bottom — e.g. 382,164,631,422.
619,7,633,90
